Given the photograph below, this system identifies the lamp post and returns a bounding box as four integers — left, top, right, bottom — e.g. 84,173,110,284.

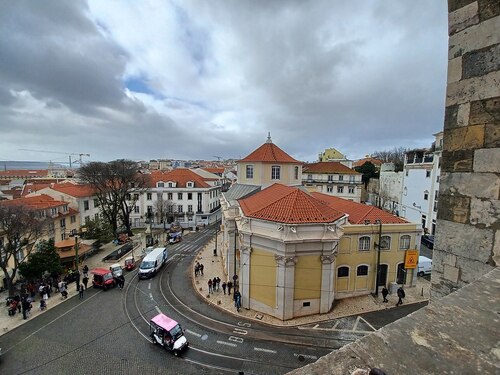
374,219,382,296
214,226,218,256
70,227,87,270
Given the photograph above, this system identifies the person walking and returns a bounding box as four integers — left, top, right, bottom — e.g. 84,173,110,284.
21,297,29,320
212,277,217,292
381,287,389,303
227,281,233,295
118,274,125,289
222,281,227,295
234,290,242,312
396,286,405,306
78,284,84,299
216,277,221,292
82,275,89,290
83,264,89,278
199,263,204,276
208,279,213,294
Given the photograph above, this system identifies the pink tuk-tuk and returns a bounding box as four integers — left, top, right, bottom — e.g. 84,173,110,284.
124,256,136,271
150,313,189,356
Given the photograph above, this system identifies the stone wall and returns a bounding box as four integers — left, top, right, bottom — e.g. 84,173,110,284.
431,0,500,299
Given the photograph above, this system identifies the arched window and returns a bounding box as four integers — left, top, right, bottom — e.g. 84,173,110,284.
337,266,349,277
380,235,391,250
400,235,411,250
359,236,371,251
357,265,368,276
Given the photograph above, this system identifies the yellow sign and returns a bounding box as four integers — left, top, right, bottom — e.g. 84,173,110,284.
405,250,418,269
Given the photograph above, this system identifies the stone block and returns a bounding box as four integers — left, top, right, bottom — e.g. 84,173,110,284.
457,102,471,126
478,0,500,21
469,96,500,125
448,17,500,59
493,230,500,266
437,194,470,223
456,256,494,283
449,1,479,35
440,171,500,199
470,197,500,227
444,104,459,129
431,249,446,273
484,123,500,147
432,220,494,262
443,125,485,151
446,70,500,106
444,264,460,282
473,148,500,172
448,56,463,83
441,150,474,172
449,0,477,13
444,253,458,266
462,44,500,79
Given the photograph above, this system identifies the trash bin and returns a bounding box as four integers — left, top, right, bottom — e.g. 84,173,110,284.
389,282,399,294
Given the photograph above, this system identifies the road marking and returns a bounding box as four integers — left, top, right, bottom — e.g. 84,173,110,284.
185,329,201,337
332,320,340,329
148,283,151,290
217,340,237,347
254,347,277,354
237,322,251,328
228,336,244,343
352,316,361,331
294,353,317,360
149,293,153,299
359,316,377,331
233,328,247,335
155,306,161,314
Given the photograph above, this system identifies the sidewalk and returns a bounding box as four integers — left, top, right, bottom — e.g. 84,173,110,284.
191,236,431,327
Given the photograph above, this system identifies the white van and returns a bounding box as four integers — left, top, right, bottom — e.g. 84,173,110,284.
417,256,432,276
139,247,168,279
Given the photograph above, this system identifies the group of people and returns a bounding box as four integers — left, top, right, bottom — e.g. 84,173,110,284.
194,262,205,276
381,286,406,306
203,271,242,312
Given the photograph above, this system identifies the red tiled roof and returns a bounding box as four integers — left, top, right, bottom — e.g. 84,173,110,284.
51,183,95,198
239,141,300,164
150,169,210,188
303,162,360,175
353,157,383,167
311,192,408,224
0,194,67,210
239,184,345,224
203,168,225,174
0,170,48,178
21,183,52,196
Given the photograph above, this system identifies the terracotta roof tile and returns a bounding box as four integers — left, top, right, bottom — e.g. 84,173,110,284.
353,157,383,167
0,170,48,178
150,169,211,188
303,162,360,174
239,141,301,164
239,184,345,224
0,194,68,210
311,192,408,224
51,183,95,197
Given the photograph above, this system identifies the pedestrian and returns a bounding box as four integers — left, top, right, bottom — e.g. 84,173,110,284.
208,279,213,294
15,295,22,313
216,277,221,291
83,264,89,278
195,262,199,276
82,276,89,290
21,297,29,320
39,299,47,311
396,286,405,306
232,274,238,288
119,274,125,289
79,284,84,299
212,277,217,292
75,270,81,287
222,281,227,295
381,287,389,303
199,263,204,276
227,281,233,295
234,289,242,312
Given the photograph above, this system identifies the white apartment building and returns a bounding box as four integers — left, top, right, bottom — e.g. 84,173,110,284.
130,168,222,229
377,163,404,214
400,132,442,234
302,162,363,202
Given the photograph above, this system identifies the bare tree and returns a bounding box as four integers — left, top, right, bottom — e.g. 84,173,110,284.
0,204,48,296
153,194,173,229
372,147,406,171
79,160,150,237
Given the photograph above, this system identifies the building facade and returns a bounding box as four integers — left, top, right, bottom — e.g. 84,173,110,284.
302,162,363,202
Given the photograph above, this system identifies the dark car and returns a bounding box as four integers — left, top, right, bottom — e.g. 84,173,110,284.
421,235,434,249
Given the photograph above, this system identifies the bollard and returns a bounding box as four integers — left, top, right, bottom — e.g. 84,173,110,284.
421,287,424,296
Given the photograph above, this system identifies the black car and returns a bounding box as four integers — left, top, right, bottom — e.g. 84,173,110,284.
421,235,434,249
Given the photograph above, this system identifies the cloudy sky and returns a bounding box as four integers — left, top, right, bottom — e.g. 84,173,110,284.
0,0,448,165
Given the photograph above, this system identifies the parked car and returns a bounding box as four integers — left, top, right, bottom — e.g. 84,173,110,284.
421,235,434,249
91,268,116,290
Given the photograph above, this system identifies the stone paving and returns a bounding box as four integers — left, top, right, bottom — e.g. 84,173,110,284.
192,236,431,327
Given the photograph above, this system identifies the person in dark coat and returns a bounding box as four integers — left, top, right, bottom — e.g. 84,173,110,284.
234,290,242,312
227,281,233,295
82,276,89,290
222,281,227,295
396,286,405,306
381,287,389,303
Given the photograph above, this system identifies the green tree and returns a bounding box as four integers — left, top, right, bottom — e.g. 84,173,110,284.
355,161,379,188
19,239,63,281
84,216,114,243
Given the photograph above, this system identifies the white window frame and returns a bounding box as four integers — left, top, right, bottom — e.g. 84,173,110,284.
359,236,370,251
271,165,281,180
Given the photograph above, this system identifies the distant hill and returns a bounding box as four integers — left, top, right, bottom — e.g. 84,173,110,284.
0,161,66,170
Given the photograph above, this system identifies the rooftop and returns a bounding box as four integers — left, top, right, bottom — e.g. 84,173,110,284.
149,168,211,188
239,183,345,224
303,161,360,175
239,135,301,164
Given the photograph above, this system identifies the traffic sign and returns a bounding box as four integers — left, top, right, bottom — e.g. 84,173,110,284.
405,250,418,269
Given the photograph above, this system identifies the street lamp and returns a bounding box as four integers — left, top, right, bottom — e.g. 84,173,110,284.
364,219,383,296
70,227,87,270
214,226,218,256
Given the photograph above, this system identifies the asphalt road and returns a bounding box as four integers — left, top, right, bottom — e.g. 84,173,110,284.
0,227,429,374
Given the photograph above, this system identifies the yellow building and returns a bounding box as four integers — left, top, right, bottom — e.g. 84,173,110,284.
220,137,421,321
318,148,345,162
